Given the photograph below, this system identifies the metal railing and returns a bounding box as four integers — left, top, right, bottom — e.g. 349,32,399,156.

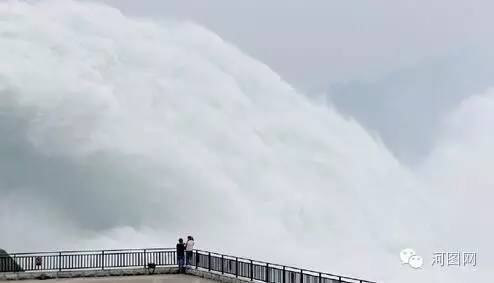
0,248,376,283
0,248,175,272
192,250,376,283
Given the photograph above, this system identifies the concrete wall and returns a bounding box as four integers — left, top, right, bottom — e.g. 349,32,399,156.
186,269,251,283
186,270,340,283
0,267,179,281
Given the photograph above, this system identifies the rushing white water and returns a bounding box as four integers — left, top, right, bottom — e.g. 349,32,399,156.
0,1,492,282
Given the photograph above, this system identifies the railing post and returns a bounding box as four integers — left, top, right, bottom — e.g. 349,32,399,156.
250,260,254,281
283,266,286,283
143,249,147,268
235,257,239,278
101,251,105,270
318,272,322,283
338,276,341,282
221,255,224,274
300,270,303,283
13,254,16,272
208,252,211,272
58,252,62,272
266,263,269,282
195,251,198,269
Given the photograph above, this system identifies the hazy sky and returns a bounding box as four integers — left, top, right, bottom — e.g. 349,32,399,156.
92,0,494,163
94,0,493,87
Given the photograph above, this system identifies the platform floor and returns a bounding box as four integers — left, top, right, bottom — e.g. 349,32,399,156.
17,274,219,283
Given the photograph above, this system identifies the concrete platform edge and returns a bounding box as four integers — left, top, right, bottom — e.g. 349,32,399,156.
185,269,251,283
0,267,179,281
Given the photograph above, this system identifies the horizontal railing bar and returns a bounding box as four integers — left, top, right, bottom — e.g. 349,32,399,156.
9,248,175,256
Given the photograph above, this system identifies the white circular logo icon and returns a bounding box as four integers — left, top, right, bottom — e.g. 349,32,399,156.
400,248,423,269
400,248,416,264
408,255,424,269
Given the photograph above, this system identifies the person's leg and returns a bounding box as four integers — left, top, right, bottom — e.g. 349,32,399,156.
178,256,184,273
186,251,191,266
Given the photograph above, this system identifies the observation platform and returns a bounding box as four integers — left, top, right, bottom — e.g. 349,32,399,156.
0,248,376,283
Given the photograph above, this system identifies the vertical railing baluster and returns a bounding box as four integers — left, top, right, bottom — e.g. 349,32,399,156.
266,263,269,282
221,255,224,274
250,260,254,281
101,251,105,270
208,252,211,272
195,251,198,269
235,257,239,278
283,266,286,283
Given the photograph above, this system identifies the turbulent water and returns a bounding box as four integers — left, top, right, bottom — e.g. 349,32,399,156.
0,1,492,282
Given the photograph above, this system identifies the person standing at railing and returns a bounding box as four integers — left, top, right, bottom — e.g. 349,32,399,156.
185,236,194,266
176,238,186,273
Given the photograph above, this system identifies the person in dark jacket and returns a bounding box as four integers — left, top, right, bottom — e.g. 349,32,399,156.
176,238,185,273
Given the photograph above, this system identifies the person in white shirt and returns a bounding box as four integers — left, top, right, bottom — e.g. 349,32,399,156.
185,236,194,266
